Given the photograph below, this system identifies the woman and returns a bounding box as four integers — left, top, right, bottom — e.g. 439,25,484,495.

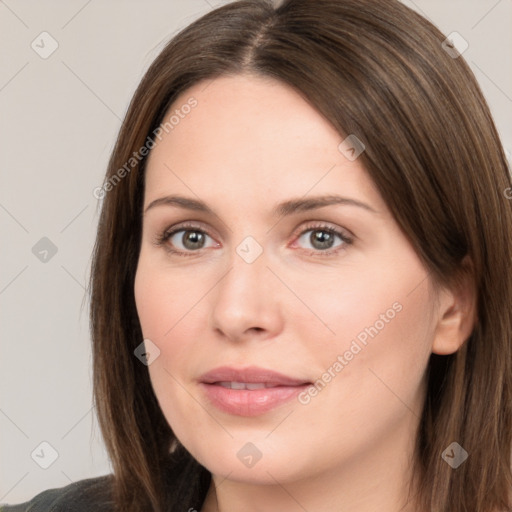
2,0,511,511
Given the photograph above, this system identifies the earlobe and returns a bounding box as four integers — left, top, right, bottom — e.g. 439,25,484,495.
431,256,478,356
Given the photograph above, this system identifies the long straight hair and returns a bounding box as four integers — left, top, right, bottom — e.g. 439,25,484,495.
89,0,512,510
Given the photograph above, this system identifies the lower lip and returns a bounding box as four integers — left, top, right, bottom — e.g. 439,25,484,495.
199,382,310,417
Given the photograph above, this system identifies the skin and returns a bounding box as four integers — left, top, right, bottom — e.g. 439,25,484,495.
134,73,476,512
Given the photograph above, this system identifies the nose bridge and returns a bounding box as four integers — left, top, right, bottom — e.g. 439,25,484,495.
209,234,282,340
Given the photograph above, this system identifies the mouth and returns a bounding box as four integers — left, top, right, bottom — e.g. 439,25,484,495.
214,381,296,390
199,366,313,416
200,365,311,387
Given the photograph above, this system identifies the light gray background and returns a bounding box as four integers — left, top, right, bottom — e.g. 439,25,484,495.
1,0,511,504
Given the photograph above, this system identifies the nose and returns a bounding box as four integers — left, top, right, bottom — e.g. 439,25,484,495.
209,244,284,344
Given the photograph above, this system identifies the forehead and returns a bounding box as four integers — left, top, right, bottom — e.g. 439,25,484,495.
143,73,383,214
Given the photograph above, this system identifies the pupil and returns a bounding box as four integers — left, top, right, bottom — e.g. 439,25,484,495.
312,230,333,249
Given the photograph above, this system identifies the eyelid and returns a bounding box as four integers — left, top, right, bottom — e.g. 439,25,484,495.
290,220,354,242
288,220,354,256
154,220,219,249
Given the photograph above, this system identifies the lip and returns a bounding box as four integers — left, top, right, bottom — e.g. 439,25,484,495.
199,365,312,417
200,365,310,386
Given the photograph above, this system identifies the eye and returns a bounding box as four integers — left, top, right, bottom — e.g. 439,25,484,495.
153,221,353,257
292,222,353,256
153,222,218,256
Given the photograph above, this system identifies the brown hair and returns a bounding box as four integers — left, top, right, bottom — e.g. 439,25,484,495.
89,0,512,510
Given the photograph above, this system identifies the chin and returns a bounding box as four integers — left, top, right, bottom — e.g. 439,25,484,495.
181,434,317,485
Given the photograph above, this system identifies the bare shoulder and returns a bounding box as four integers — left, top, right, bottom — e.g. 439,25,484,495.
0,474,114,512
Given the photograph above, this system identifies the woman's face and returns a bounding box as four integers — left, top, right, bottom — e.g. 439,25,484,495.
134,73,440,485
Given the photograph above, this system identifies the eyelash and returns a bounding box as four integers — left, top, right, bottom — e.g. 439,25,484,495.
152,221,354,258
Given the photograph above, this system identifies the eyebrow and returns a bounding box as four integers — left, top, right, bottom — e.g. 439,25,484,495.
143,194,378,217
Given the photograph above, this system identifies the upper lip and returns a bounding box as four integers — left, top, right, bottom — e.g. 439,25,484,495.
200,365,311,386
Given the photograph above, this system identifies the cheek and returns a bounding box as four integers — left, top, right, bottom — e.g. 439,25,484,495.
134,256,203,340
334,282,433,387
133,256,212,389
295,256,435,426
134,260,204,430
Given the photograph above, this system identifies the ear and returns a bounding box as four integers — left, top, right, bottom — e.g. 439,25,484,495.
431,255,478,355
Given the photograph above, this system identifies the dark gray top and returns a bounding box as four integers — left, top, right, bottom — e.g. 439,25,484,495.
0,474,114,512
